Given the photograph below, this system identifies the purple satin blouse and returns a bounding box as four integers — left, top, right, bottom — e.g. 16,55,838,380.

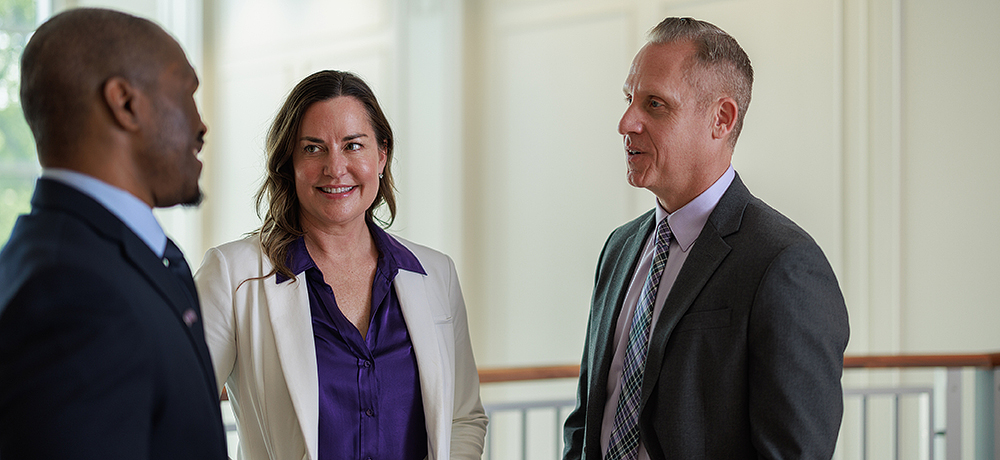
278,220,428,460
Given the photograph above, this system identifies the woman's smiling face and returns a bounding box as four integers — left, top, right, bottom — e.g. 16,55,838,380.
293,96,386,233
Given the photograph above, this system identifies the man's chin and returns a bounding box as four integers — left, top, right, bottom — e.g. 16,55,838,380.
180,189,204,207
157,189,203,208
626,171,646,189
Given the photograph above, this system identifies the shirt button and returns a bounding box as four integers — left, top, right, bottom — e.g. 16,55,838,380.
364,360,372,368
366,409,374,417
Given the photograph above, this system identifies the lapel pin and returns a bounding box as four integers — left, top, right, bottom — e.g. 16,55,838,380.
182,308,198,327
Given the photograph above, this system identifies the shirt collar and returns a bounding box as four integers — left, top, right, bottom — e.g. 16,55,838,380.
42,168,168,257
279,237,316,283
655,164,735,252
277,218,426,283
367,219,425,276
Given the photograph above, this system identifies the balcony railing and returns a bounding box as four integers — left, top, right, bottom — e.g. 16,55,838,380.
478,353,1000,460
218,353,1000,459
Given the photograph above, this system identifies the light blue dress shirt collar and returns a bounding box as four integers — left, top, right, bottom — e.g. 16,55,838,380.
655,164,736,251
41,168,168,258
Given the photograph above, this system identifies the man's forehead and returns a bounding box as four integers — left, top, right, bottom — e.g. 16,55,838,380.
624,41,696,89
160,41,198,82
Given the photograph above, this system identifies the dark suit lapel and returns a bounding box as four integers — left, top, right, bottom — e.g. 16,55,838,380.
119,234,217,386
592,220,653,384
585,211,656,455
31,179,218,392
639,174,752,407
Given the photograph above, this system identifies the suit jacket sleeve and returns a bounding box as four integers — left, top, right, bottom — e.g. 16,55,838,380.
194,246,238,395
747,240,849,459
563,233,616,460
443,254,490,459
562,313,592,460
0,265,156,459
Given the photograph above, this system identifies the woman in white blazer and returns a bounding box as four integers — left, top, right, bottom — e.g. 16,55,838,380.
195,70,487,460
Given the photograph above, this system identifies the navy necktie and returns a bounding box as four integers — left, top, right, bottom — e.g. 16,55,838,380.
163,239,199,322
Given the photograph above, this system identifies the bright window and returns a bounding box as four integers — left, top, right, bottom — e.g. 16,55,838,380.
0,0,40,246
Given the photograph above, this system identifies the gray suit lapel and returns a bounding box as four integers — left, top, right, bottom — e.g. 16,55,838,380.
638,174,751,407
586,211,656,443
592,226,649,378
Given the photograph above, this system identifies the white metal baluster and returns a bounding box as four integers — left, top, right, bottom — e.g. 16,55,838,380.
995,368,1000,460
929,390,936,460
861,395,868,460
554,407,563,460
521,409,528,460
894,394,900,460
485,410,493,460
947,368,962,460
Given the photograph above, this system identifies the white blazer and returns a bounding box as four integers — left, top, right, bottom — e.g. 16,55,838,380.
194,235,488,460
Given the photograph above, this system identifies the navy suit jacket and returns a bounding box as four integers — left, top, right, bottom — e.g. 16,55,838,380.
564,173,850,460
0,178,227,459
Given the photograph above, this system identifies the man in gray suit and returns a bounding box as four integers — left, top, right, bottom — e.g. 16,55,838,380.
563,17,849,460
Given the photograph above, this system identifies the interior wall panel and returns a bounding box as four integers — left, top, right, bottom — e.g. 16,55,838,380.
650,0,846,273
475,7,634,366
202,0,398,251
899,0,1000,354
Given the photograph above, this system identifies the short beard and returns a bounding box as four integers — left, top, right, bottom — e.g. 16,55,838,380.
180,189,204,207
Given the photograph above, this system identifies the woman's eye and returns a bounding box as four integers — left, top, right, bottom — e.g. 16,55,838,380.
304,144,321,153
346,142,362,151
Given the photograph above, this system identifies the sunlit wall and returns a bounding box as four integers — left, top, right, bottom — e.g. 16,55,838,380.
14,0,1000,373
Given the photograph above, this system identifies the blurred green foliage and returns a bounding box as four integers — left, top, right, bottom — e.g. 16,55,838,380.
0,0,38,247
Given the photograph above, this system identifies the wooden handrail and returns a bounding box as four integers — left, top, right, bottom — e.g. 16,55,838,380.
475,352,1000,384
219,353,1000,400
843,352,1000,369
478,364,580,383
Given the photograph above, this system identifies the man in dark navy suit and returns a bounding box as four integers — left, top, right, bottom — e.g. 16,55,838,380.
0,8,227,459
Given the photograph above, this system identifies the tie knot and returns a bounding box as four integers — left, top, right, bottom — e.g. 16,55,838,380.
163,239,186,266
655,218,672,247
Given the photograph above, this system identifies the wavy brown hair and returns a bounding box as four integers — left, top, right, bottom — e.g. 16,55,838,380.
254,70,396,280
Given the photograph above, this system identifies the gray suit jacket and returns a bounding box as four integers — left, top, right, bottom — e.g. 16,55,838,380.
564,173,849,460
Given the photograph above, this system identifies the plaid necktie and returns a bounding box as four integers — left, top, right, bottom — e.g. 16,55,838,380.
605,218,672,460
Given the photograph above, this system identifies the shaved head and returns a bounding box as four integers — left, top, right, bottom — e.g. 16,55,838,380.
20,8,207,209
20,8,179,164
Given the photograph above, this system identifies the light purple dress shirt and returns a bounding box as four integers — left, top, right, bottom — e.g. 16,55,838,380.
600,165,736,460
279,219,428,460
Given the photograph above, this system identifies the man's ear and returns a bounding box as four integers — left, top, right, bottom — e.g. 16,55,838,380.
103,77,142,131
711,96,738,140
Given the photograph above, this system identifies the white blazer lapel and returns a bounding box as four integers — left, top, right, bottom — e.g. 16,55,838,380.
394,270,449,460
264,277,320,460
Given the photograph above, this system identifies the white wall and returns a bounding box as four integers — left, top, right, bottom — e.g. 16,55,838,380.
898,0,1000,353
51,0,1000,457
193,0,1000,366
57,0,1000,372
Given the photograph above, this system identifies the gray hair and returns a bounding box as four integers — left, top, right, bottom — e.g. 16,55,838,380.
648,17,753,148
